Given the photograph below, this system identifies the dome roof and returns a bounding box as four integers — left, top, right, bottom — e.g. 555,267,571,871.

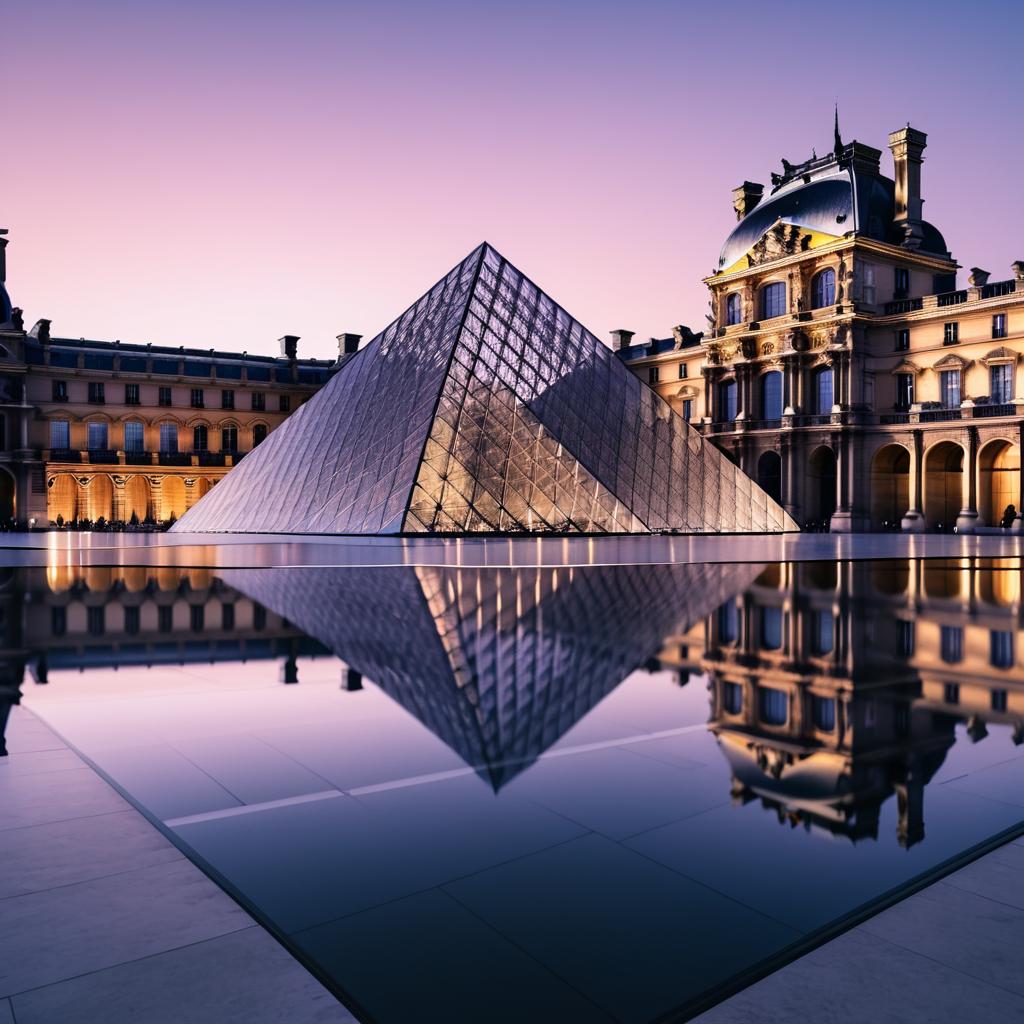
718,157,948,271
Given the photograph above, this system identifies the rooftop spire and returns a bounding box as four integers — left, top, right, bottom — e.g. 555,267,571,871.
834,104,843,155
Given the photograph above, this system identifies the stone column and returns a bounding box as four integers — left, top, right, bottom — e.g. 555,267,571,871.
956,426,979,533
781,434,799,522
830,431,857,532
901,429,925,532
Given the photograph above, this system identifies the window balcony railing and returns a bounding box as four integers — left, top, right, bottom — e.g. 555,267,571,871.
158,451,192,466
936,289,968,308
972,402,1017,418
710,420,738,433
47,448,80,463
197,451,226,466
920,408,962,422
747,418,782,431
981,280,1016,299
880,412,910,425
883,297,923,315
87,449,120,464
791,413,833,427
124,450,153,464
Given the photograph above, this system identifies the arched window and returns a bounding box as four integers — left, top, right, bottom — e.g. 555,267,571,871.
124,421,144,453
761,282,786,319
718,380,738,421
221,426,238,452
726,293,743,326
253,424,268,446
814,367,834,414
811,269,836,308
761,371,783,420
193,425,208,452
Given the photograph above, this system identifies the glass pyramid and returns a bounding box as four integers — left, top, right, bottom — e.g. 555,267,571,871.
223,560,761,789
173,244,797,535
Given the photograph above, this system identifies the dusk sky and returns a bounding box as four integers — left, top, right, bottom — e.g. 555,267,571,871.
6,1,1021,361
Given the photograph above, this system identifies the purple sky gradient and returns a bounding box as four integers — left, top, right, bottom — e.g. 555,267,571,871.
5,1,1021,360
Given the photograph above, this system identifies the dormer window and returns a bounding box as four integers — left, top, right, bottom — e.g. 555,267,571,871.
761,282,786,319
726,292,743,326
811,269,836,309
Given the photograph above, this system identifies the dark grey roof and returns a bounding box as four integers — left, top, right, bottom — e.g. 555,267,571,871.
719,156,948,270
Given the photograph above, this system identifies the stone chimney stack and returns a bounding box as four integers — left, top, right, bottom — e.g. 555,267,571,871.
0,229,8,284
888,125,927,248
610,329,635,352
279,335,299,360
731,182,764,222
337,332,362,357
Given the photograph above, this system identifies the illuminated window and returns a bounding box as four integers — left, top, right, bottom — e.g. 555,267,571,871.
726,292,743,325
759,687,788,725
811,269,836,308
761,282,786,319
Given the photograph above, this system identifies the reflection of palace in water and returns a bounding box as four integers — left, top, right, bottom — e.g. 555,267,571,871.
0,565,323,754
661,559,1024,847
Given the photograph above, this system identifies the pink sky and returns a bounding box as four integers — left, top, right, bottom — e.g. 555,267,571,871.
5,1,1021,361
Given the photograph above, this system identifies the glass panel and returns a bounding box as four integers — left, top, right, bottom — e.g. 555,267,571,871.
815,369,834,414
761,372,782,419
87,422,108,450
124,422,144,452
50,420,70,448
159,424,178,453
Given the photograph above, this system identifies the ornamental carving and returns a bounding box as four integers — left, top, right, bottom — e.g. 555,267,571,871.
981,347,1019,366
748,221,808,266
760,342,775,355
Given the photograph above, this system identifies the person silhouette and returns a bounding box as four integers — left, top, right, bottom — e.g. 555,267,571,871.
1000,504,1017,529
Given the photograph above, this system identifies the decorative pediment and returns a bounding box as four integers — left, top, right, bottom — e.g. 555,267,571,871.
747,220,811,267
981,347,1018,366
891,360,922,375
932,353,971,371
676,384,700,400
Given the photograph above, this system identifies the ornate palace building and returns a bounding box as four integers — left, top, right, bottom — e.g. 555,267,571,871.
0,228,344,526
619,122,1024,532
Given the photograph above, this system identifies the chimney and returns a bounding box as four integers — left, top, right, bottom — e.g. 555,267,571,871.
967,268,990,288
337,332,362,357
0,228,8,284
888,125,927,247
278,334,299,360
610,329,635,352
731,182,764,221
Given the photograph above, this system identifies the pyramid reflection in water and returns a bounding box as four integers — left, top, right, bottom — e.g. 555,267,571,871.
175,244,796,534
222,561,761,789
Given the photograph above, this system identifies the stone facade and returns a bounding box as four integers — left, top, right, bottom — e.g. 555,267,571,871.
0,229,345,527
619,125,1024,533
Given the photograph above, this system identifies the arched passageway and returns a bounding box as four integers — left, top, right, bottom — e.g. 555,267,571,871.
84,475,113,523
48,474,78,524
124,475,151,523
870,444,910,529
805,446,837,528
756,451,782,505
924,442,964,531
0,468,15,523
161,477,187,522
979,440,1020,527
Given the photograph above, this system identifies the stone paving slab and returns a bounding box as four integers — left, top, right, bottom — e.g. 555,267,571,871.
0,707,356,1023
692,841,1024,1024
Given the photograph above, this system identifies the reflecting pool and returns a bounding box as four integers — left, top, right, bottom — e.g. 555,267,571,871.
6,551,1024,1022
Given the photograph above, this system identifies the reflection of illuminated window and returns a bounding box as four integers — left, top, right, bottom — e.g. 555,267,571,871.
253,604,266,631
812,695,836,731
944,682,960,705
717,602,738,644
87,606,105,636
723,682,743,714
992,689,1008,712
190,605,204,632
222,603,235,631
759,687,788,725
940,626,963,663
812,611,834,655
158,606,173,633
760,607,783,650
990,631,1014,669
898,620,915,657
51,606,66,636
124,606,140,635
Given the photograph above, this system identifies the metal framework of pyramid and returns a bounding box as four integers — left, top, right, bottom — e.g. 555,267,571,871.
173,243,797,535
